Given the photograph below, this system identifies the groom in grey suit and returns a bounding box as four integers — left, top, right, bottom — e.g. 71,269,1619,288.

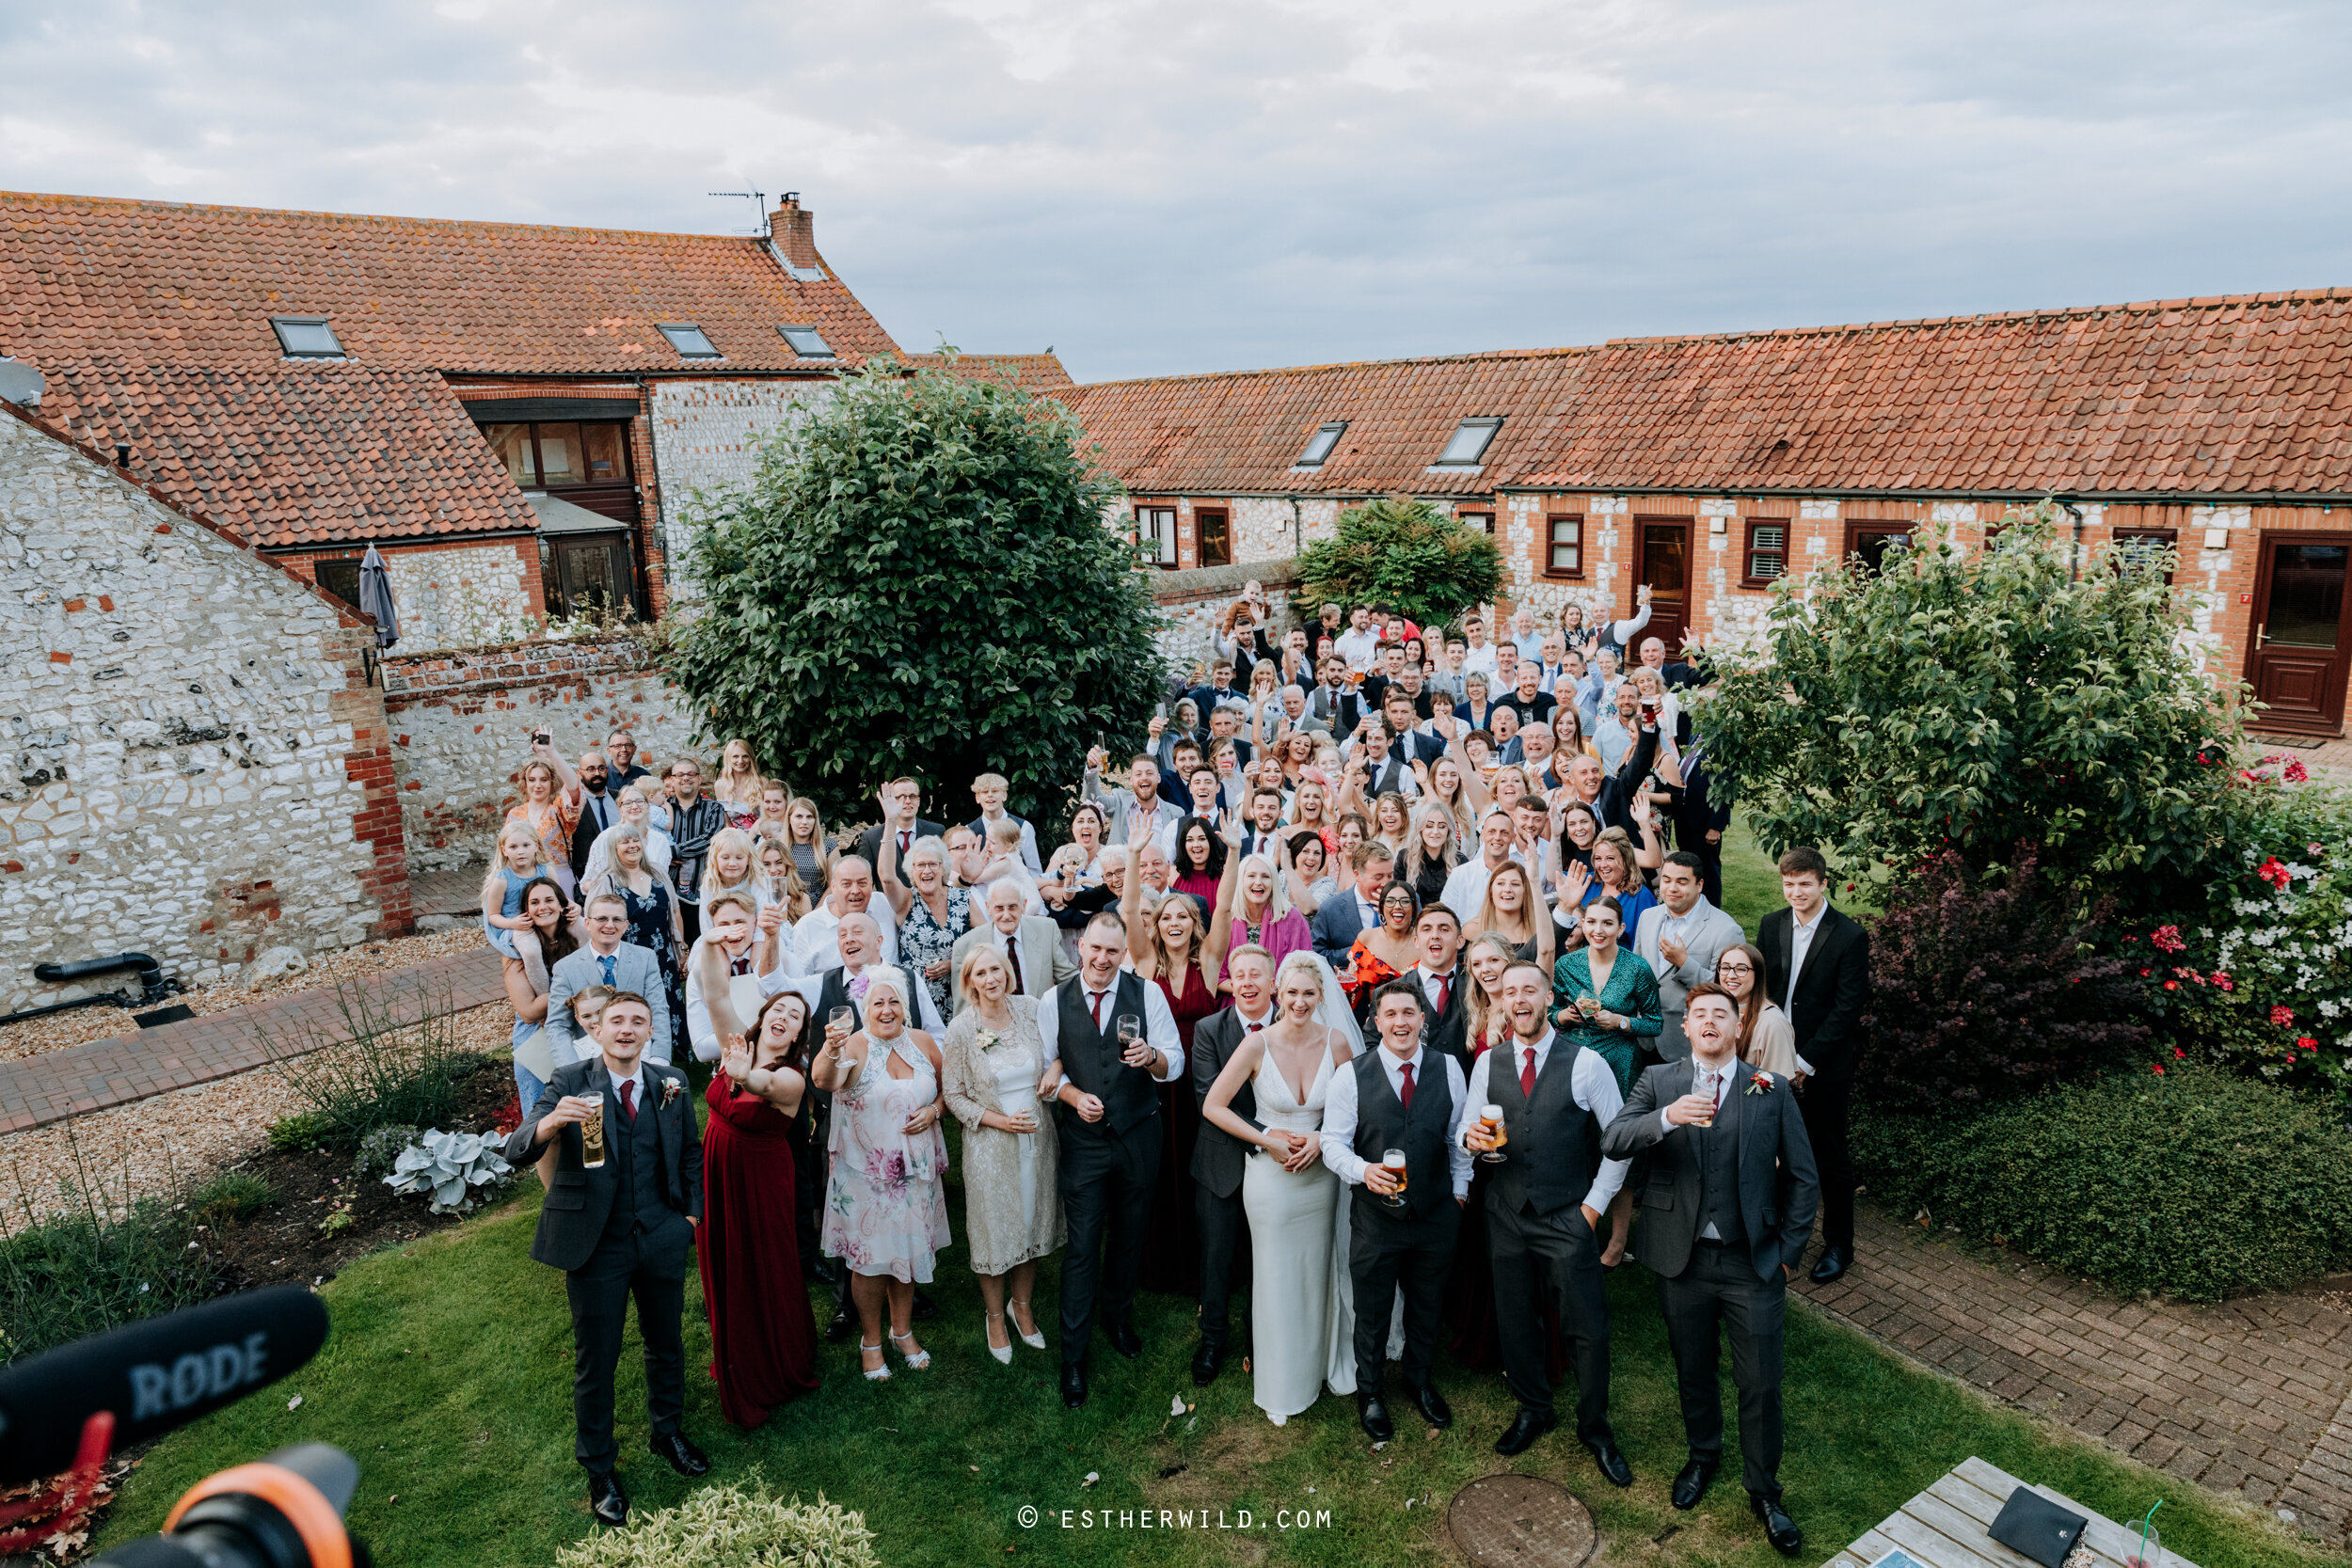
547,893,675,1065
1601,983,1816,1556
1632,852,1748,1060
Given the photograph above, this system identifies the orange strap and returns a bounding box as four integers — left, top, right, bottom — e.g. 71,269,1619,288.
164,1462,351,1568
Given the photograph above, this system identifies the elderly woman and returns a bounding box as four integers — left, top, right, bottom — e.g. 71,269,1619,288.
811,965,950,1381
940,945,1063,1363
877,827,975,1021
579,782,674,892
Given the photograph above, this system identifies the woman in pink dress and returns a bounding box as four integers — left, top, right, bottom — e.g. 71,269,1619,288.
1211,813,1312,989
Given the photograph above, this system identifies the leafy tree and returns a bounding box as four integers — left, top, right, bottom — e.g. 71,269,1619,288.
671,360,1165,829
1702,503,2240,895
1295,495,1502,630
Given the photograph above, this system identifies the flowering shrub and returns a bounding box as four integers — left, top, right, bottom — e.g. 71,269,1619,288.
2137,782,2352,1101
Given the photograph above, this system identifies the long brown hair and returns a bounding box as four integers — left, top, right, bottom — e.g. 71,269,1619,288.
1720,942,1770,1054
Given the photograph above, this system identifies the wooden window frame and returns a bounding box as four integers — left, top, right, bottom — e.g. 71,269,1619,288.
1844,518,1914,572
1458,511,1495,537
1741,516,1790,589
1196,508,1232,570
2111,526,2180,585
1134,504,1180,569
1542,514,1583,579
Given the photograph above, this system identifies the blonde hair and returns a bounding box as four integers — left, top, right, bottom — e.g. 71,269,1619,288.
703,889,759,924
570,983,617,1030
1464,933,1515,1048
699,827,762,904
1474,862,1537,946
862,964,913,1020
1233,852,1292,923
1274,951,1327,1006
1591,827,1640,894
955,942,1012,1006
483,821,550,901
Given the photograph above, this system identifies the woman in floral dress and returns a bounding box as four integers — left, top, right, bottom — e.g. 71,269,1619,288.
877,831,973,1022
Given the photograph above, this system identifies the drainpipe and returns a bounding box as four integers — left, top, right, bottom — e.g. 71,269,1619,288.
1291,498,1302,555
2058,499,2086,580
634,374,668,613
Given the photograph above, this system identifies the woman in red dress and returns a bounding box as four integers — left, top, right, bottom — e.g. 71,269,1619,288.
697,991,821,1428
1120,837,1230,1296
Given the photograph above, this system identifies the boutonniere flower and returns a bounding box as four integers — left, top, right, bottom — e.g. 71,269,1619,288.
661,1076,684,1107
1744,1071,1775,1097
849,974,872,1001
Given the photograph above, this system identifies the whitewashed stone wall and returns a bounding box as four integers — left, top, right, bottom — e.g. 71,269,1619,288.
381,542,537,653
1155,584,1299,677
1502,493,1628,629
0,414,388,1010
648,379,835,601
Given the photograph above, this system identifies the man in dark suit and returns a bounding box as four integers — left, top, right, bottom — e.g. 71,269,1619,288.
1664,736,1734,909
1560,716,1660,839
503,991,707,1528
854,778,946,873
1188,947,1276,1386
567,748,618,883
1756,846,1869,1284
1407,903,1470,1069
1382,689,1446,770
1310,844,1394,964
1603,983,1818,1556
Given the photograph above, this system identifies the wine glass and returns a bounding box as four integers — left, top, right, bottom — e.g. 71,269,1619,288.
829,1006,853,1033
1477,1102,1508,1164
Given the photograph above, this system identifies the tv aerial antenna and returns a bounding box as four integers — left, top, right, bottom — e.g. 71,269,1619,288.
708,188,769,237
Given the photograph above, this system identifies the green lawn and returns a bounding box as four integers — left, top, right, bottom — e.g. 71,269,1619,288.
1717,815,1883,937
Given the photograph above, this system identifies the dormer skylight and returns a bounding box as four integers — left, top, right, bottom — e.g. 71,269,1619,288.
657,323,723,358
1295,421,1347,468
777,324,834,358
1432,417,1502,467
271,316,344,358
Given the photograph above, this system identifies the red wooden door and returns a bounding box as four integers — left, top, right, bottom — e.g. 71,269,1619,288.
1639,521,1690,654
2249,533,2352,734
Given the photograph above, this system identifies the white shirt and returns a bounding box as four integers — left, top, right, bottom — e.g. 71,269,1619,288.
603,1060,647,1111
1414,965,1460,1015
1453,1029,1631,1213
1335,626,1382,672
790,899,900,974
1323,1045,1474,1197
1786,903,1827,1001
1439,850,1528,925
1034,974,1185,1083
1462,641,1501,679
767,960,946,1037
976,811,1045,874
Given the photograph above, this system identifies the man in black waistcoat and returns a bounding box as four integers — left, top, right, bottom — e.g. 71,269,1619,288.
1037,911,1186,1408
1325,980,1474,1440
1187,944,1277,1386
1602,984,1818,1556
1459,960,1636,1481
502,992,707,1528
1405,903,1471,1070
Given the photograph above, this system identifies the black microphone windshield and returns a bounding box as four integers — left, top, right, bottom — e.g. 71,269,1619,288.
0,1286,328,1484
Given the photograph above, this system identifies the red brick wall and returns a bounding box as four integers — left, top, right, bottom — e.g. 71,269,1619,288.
326,624,414,938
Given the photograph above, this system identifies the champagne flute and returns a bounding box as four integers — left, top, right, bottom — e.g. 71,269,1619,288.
1477,1102,1507,1164
1381,1148,1408,1210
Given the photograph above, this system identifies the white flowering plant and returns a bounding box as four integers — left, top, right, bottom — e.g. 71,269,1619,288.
2136,775,2352,1103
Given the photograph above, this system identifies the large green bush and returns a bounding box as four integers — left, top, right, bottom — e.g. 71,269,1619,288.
1703,503,2238,895
673,357,1165,828
553,1478,880,1568
1295,495,1502,631
1853,1063,2352,1300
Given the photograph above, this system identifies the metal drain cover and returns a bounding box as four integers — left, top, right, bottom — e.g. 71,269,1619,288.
1446,1473,1597,1567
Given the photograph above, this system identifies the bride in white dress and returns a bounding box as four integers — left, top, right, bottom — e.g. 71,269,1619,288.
1203,950,1362,1424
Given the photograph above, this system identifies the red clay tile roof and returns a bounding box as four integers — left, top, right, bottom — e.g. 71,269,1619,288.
906,351,1073,390
0,189,904,546
1059,348,1587,498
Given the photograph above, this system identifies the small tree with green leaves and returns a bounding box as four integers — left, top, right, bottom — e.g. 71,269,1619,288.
672,360,1165,828
1702,502,2240,898
1295,495,1502,630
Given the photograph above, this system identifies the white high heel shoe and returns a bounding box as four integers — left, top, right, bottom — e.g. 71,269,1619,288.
859,1341,892,1382
890,1329,932,1370
983,1311,1013,1365
1009,1296,1047,1351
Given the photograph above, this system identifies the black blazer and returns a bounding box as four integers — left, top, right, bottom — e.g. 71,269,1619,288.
1757,903,1870,1082
569,787,621,880
1189,1006,1270,1199
504,1057,705,1273
854,818,948,872
1414,966,1471,1071
1600,1053,1819,1282
1666,743,1733,847
1576,722,1659,838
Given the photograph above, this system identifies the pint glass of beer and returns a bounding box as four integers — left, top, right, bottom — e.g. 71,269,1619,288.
580,1095,608,1169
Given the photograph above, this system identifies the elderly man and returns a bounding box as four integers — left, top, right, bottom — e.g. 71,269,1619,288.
952,879,1077,1007
791,857,900,974
1640,632,1711,692
1509,721,1565,791
603,728,653,789
1633,852,1748,1058
1440,809,1527,924
1564,721,1659,841
1507,605,1545,663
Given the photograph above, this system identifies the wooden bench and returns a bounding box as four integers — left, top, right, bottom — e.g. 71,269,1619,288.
1822,1456,2187,1568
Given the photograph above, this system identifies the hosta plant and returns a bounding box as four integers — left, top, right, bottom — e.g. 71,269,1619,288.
382,1129,512,1215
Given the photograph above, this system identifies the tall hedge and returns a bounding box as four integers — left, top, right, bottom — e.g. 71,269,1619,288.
1295,495,1502,630
672,360,1166,828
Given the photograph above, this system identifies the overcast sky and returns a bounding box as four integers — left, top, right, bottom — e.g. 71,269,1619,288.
4,1,2348,382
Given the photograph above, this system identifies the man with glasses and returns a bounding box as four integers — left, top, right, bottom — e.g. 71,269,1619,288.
604,729,653,789
547,893,675,1067
660,758,727,946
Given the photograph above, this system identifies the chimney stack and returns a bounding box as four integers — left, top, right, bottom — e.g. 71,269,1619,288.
771,193,818,269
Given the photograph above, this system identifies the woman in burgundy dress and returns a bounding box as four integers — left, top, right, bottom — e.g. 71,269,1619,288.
697,991,821,1428
1120,834,1229,1295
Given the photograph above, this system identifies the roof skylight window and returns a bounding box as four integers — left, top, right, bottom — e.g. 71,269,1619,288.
1295,422,1347,468
1433,417,1502,467
270,316,344,358
777,325,835,358
657,324,723,358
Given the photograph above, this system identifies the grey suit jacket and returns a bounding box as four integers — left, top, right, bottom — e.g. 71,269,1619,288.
1632,898,1748,1056
545,942,673,1067
1600,1054,1818,1283
949,917,1077,1014
1310,887,1376,966
1084,775,1185,847
503,1056,704,1274
1189,1006,1271,1199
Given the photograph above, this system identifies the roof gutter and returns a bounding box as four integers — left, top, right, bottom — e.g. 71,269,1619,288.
1490,483,2352,506
258,525,539,553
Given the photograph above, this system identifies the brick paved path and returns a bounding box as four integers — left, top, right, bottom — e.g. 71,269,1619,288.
406,865,485,917
1799,1209,2352,1544
0,950,506,1134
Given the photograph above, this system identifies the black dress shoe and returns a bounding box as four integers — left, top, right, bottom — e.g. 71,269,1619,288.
912,1287,937,1322
1412,1384,1453,1429
1191,1340,1225,1386
652,1431,709,1477
1358,1394,1395,1443
1493,1408,1556,1455
587,1469,628,1528
1109,1320,1143,1359
824,1307,854,1343
1061,1363,1089,1408
1808,1246,1851,1284
1583,1435,1633,1488
1672,1455,1720,1510
1750,1489,1804,1556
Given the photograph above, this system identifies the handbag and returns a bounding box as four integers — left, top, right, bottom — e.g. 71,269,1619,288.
1988,1486,2089,1568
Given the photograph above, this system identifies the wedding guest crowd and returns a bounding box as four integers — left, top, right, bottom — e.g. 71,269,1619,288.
494,592,1867,1556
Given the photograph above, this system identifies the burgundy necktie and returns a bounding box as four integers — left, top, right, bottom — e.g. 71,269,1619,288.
1398,1060,1416,1109
618,1079,638,1124
1247,1020,1263,1034
1518,1047,1537,1098
1006,935,1024,993
1433,973,1452,1015
1090,990,1109,1031
898,830,912,857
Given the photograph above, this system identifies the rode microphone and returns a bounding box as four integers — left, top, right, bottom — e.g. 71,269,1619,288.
0,1286,328,1486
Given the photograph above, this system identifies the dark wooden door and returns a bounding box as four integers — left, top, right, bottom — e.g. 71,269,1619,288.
2249,533,2352,734
553,536,640,621
1639,521,1690,653
1197,510,1232,569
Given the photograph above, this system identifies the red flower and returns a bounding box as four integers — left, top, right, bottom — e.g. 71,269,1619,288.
2151,1063,2166,1074
2171,1047,2185,1059
2286,758,2311,784
2258,857,2292,891
2139,969,2152,977
2297,1037,2319,1051
2151,925,2185,954
2124,934,2137,943
2271,1005,2296,1026
2164,980,2178,990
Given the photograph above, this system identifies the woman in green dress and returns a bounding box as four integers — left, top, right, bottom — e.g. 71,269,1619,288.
1550,895,1661,1266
